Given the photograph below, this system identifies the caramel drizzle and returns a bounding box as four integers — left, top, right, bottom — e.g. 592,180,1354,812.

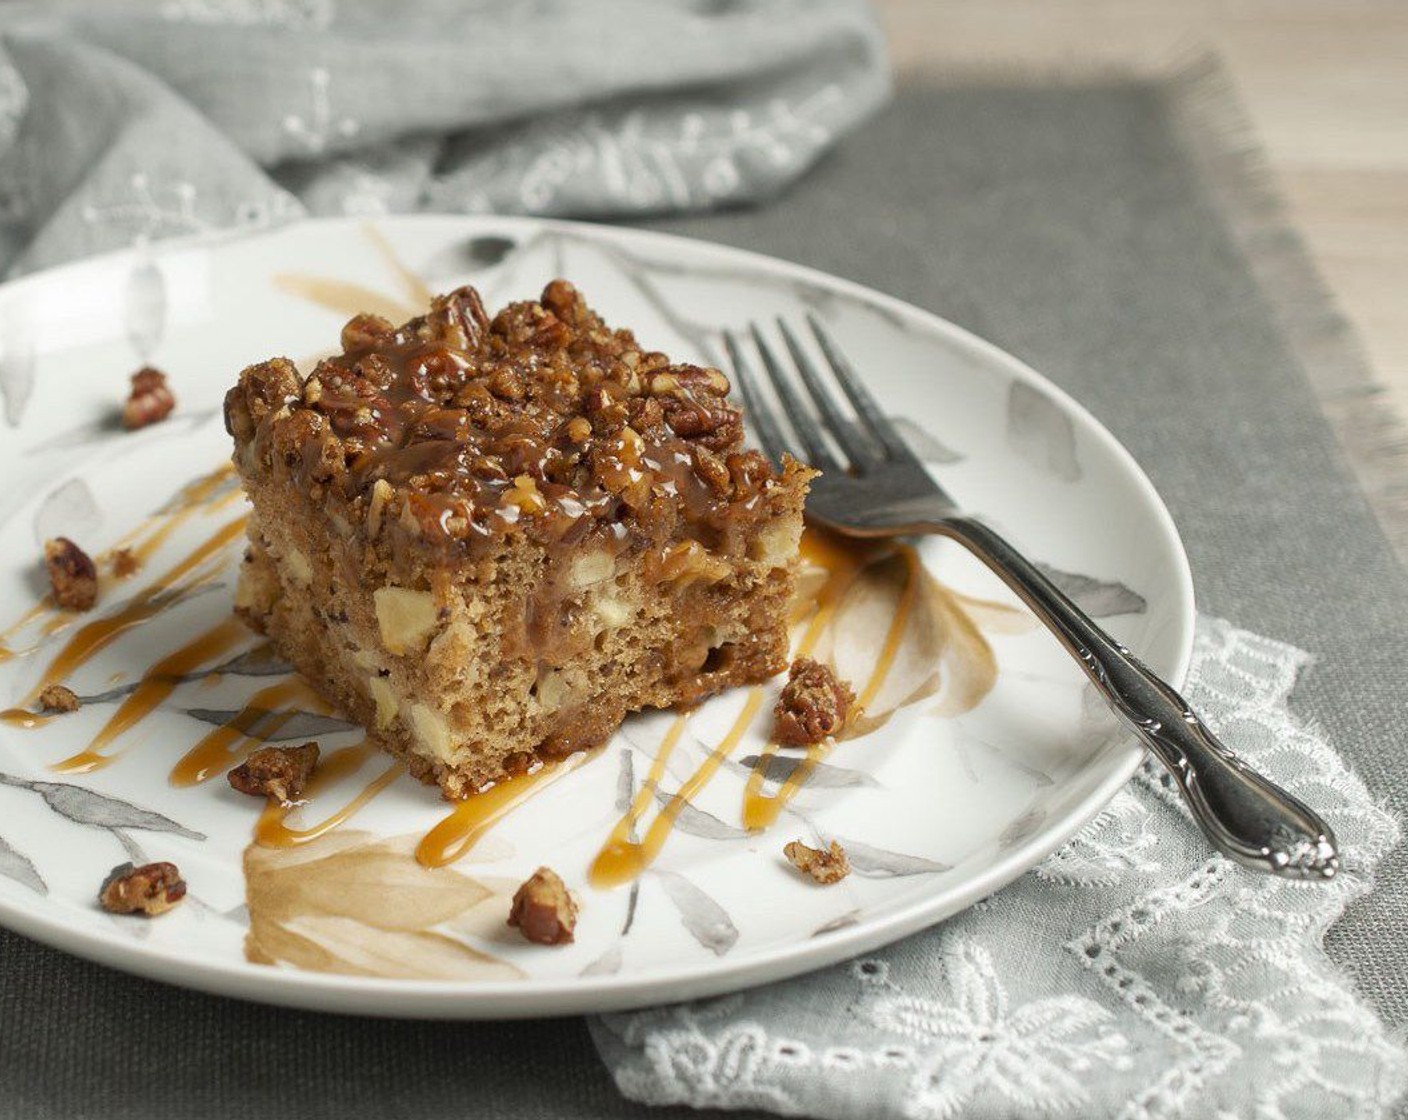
50,616,251,774
415,749,597,869
585,532,923,885
104,464,240,569
589,688,766,888
16,516,247,712
170,677,329,787
0,707,56,730
742,543,920,830
0,466,238,666
0,602,50,665
256,741,403,849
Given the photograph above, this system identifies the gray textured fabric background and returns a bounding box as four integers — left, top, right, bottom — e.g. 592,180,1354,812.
2,77,1405,1120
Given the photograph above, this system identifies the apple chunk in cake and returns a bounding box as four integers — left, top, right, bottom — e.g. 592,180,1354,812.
224,280,813,798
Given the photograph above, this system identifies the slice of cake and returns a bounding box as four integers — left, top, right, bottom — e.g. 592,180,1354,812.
224,280,813,798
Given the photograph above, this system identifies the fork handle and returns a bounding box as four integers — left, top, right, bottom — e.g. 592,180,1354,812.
925,515,1339,879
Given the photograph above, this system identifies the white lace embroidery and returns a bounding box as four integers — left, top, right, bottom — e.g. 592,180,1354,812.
854,942,1131,1119
593,618,1408,1119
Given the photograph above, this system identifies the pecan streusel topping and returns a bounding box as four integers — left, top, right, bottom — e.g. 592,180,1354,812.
225,280,784,562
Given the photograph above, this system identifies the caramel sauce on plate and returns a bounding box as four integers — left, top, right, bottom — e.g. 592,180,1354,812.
22,516,246,708
415,749,596,869
256,741,403,848
169,677,329,787
51,616,250,774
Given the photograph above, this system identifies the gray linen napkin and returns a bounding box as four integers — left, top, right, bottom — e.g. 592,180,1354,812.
0,0,889,275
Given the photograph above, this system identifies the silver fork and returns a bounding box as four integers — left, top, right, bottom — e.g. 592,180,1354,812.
725,316,1339,880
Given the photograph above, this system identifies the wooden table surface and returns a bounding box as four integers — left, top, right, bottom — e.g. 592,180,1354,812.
875,0,1408,419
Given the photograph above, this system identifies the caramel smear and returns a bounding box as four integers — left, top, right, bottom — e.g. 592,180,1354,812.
49,617,251,774
362,222,435,309
416,749,596,869
256,742,403,849
243,829,523,980
275,222,433,328
272,275,419,326
169,676,330,786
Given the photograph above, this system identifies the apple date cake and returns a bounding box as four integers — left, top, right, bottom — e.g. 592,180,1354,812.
225,280,813,798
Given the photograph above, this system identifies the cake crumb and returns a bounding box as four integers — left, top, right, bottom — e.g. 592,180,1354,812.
111,548,140,578
784,839,851,885
43,537,98,612
122,366,176,430
99,861,186,916
228,742,320,802
774,658,854,746
508,866,577,945
38,684,80,713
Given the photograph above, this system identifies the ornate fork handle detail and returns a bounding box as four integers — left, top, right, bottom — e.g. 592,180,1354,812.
929,515,1339,879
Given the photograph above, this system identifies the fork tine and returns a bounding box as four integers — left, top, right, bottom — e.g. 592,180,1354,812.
776,318,882,470
724,330,790,465
748,323,840,472
805,314,908,458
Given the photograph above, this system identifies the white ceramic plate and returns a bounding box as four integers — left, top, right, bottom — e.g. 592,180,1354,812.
0,216,1193,1018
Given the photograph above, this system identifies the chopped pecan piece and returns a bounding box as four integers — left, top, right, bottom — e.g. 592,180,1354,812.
228,742,320,802
110,547,140,577
43,537,98,612
507,866,577,945
122,366,176,430
98,861,186,916
784,839,851,885
773,657,854,746
38,684,80,713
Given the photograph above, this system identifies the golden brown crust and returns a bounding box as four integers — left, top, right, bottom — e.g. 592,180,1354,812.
774,658,854,746
99,861,186,916
507,866,577,945
228,743,320,802
783,839,851,884
43,537,98,612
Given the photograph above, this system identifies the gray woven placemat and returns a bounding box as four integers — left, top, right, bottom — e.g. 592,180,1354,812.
3,71,1405,1120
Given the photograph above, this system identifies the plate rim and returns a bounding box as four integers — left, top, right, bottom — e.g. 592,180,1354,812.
0,213,1196,1018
